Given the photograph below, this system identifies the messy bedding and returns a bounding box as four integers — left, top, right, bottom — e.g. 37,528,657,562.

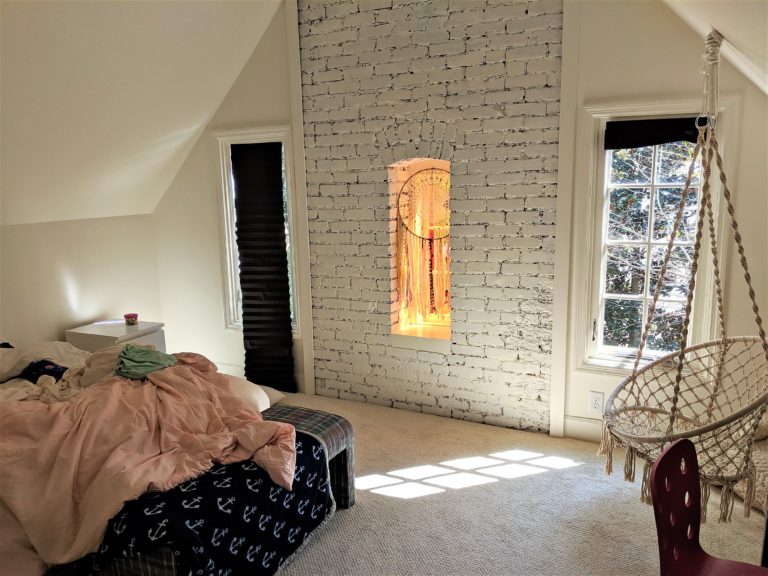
0,342,335,576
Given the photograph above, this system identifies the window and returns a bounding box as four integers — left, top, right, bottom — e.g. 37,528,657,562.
589,116,711,363
598,141,701,356
216,127,299,333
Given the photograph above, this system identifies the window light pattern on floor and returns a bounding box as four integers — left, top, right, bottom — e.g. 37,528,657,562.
358,449,582,500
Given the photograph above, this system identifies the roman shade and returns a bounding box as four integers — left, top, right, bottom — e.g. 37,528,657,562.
230,142,297,393
604,117,699,150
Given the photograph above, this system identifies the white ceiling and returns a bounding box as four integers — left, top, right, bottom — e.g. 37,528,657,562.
663,0,768,95
1,0,764,226
1,0,281,226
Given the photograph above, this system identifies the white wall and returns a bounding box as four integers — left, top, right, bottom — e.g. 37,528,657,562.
1,215,162,344
552,0,768,440
153,4,303,380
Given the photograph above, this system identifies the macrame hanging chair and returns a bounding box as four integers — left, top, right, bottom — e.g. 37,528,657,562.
599,30,768,522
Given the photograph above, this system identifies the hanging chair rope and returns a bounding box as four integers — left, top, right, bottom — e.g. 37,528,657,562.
600,30,768,522
710,132,768,352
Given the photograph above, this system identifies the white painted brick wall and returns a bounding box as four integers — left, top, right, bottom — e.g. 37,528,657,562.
298,0,562,432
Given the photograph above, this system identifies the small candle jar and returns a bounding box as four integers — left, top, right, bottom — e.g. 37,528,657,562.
124,313,138,326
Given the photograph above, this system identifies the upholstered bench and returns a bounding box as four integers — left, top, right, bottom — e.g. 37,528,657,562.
262,404,356,509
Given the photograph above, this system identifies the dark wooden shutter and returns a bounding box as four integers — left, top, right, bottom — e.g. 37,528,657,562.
605,117,698,150
230,142,297,392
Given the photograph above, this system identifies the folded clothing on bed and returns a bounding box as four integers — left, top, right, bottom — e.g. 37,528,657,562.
114,344,177,379
0,352,296,571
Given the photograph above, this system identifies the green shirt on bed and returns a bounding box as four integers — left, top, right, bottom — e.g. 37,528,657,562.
114,344,177,380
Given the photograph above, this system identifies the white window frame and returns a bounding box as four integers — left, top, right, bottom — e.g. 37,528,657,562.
214,126,301,336
576,99,735,374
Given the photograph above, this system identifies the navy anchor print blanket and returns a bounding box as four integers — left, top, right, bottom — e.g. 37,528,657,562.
64,432,334,576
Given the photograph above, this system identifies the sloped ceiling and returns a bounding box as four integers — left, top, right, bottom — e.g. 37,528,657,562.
663,0,768,95
1,0,281,226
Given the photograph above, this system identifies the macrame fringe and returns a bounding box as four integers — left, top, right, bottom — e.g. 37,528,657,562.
624,446,636,483
640,461,652,504
718,483,735,523
700,480,710,523
743,475,755,519
597,423,614,475
742,464,756,519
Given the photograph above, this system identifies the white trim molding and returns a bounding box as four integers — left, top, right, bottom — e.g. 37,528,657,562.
575,96,739,375
213,126,301,336
286,0,315,396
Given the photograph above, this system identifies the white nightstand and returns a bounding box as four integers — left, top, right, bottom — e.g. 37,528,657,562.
65,320,166,353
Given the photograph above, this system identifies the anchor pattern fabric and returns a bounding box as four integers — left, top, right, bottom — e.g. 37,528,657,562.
64,432,334,576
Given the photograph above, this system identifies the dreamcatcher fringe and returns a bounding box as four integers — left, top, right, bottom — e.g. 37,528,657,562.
397,220,450,325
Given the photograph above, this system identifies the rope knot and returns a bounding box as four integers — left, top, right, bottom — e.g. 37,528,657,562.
701,29,723,121
704,30,723,66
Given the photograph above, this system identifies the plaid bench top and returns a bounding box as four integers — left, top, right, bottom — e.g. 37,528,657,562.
262,404,355,509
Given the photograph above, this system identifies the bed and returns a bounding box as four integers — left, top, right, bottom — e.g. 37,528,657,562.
0,342,354,576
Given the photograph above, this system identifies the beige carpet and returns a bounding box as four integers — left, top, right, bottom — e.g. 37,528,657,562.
277,394,765,576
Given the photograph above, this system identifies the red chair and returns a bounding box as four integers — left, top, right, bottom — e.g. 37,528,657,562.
650,438,768,575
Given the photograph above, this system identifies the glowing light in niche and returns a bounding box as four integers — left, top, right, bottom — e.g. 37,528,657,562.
391,160,451,339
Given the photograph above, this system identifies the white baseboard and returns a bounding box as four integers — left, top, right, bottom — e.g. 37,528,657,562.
564,415,603,443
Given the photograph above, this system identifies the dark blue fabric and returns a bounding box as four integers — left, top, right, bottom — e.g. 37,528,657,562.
19,360,68,383
63,432,334,576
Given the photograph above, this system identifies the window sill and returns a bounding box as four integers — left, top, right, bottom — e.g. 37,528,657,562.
226,323,301,339
390,330,451,354
577,351,669,377
392,324,450,340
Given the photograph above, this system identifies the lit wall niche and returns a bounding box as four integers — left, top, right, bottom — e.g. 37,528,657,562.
388,158,451,340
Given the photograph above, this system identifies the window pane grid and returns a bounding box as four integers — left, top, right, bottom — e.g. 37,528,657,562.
600,141,700,354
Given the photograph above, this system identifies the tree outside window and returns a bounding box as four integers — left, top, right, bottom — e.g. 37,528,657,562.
600,141,701,354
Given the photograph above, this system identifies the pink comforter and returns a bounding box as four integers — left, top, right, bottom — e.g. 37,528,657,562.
0,353,296,568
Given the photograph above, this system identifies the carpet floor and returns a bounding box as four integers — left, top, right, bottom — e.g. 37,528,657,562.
278,393,765,576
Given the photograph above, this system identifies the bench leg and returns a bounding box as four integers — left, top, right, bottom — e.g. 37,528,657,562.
329,446,355,509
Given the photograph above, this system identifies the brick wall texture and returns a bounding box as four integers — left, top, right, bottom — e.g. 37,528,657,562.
298,0,562,432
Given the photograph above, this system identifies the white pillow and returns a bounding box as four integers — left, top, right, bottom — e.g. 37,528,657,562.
259,384,286,406
224,375,270,413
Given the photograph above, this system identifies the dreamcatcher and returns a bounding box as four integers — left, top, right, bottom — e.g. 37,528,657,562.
397,167,451,328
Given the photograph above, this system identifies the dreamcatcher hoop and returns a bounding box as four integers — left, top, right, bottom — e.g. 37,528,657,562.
398,168,450,240
599,30,768,522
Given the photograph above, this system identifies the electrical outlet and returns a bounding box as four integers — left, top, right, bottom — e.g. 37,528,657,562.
588,391,604,413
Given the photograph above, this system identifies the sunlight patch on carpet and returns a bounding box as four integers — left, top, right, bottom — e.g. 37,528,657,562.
526,456,581,469
423,472,499,489
356,474,403,490
357,448,583,500
388,465,454,480
439,456,505,470
475,463,547,479
490,449,544,461
370,482,445,499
